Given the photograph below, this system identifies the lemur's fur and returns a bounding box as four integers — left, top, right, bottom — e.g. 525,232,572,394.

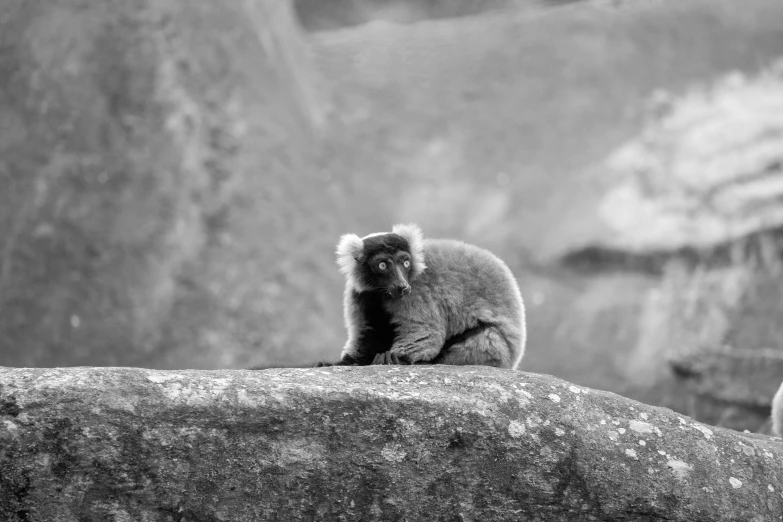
319,224,526,369
772,380,783,437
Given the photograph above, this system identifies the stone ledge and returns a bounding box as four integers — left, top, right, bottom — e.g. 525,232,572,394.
1,366,781,521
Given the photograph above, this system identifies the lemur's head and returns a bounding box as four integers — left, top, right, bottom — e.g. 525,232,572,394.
336,223,427,298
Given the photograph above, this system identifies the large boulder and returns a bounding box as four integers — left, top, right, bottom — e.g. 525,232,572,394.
1,366,781,521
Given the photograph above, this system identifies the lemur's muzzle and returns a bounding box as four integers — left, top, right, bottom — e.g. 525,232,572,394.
395,283,411,297
394,264,411,297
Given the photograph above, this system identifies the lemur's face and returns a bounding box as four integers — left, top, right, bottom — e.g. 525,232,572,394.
359,234,412,299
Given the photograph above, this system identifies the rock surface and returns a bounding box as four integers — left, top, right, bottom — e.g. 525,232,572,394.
630,259,783,433
0,0,326,368
1,366,781,521
538,55,783,432
569,60,783,257
670,346,783,408
293,0,542,32
669,346,783,433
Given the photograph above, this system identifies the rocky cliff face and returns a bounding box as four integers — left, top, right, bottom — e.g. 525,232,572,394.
547,61,783,433
594,61,783,255
1,366,781,521
0,0,328,368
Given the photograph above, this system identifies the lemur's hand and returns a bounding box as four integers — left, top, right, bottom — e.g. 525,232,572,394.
371,351,410,365
315,360,360,367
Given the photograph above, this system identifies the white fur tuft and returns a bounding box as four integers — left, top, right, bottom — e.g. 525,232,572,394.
335,234,365,285
392,223,427,277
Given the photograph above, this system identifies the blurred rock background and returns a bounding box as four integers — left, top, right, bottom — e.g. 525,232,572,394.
1,0,782,432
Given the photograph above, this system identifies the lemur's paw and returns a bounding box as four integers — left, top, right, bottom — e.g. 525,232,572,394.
371,352,409,365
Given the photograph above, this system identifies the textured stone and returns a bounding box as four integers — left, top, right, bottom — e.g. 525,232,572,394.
670,346,783,408
590,60,783,255
0,0,323,367
293,0,540,31
1,366,781,521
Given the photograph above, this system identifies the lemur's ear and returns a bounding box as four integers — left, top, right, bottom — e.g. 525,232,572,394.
392,223,427,277
336,233,364,277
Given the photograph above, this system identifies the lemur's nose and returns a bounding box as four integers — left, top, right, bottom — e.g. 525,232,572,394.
397,284,411,296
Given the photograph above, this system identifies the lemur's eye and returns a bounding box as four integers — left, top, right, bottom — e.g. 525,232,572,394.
403,260,410,269
378,262,387,270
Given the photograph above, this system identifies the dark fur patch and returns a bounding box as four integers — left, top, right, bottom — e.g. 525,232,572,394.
362,234,410,258
352,290,397,363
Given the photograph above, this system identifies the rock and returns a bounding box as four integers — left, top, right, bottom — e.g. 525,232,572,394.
631,259,783,432
293,0,543,32
310,0,783,276
541,58,783,432
0,0,324,367
628,258,783,432
1,366,781,521
669,346,783,433
586,60,783,256
670,346,783,408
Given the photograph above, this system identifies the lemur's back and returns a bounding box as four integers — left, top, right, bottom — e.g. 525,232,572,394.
396,238,527,369
420,238,524,314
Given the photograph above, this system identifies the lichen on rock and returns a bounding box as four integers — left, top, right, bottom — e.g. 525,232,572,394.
1,365,781,521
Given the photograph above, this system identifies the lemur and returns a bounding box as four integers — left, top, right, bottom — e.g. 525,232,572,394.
772,380,783,437
317,223,526,369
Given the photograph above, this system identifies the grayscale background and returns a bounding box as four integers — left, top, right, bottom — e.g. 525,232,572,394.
1,0,782,433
